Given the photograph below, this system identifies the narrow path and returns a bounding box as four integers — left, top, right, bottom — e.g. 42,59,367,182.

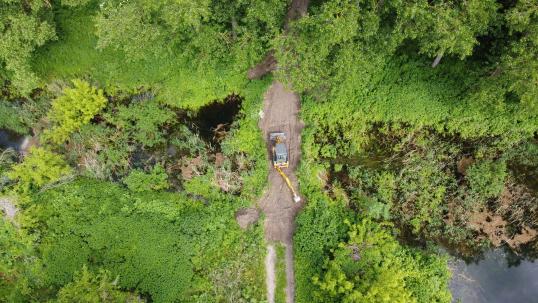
265,245,277,303
259,81,304,302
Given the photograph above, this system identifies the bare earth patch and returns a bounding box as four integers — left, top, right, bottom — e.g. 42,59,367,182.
258,81,304,302
235,207,260,230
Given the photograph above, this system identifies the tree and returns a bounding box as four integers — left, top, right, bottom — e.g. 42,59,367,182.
393,0,498,66
313,219,451,303
0,0,56,94
502,0,538,112
7,147,72,192
95,0,211,61
44,80,107,144
54,266,142,303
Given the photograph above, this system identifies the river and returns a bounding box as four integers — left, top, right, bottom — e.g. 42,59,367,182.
450,248,538,303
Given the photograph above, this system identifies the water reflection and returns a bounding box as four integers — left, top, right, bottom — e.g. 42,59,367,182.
0,129,26,151
450,249,538,303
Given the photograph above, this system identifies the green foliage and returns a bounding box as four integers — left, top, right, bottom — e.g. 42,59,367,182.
0,101,28,134
467,160,508,199
33,2,288,109
54,266,141,303
123,164,169,192
312,219,451,303
0,0,56,94
278,0,538,143
7,147,71,192
222,78,272,200
68,124,132,180
275,244,287,303
294,196,354,302
0,149,17,178
44,80,107,144
501,0,538,113
394,0,498,59
28,178,266,302
0,219,42,303
104,100,174,147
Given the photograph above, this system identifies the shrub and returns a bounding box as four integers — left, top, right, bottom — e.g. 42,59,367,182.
104,101,174,148
54,266,141,303
467,160,508,199
123,165,169,192
313,219,451,303
44,80,107,144
7,147,71,192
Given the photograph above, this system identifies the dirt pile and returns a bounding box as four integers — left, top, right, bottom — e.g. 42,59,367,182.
235,208,260,229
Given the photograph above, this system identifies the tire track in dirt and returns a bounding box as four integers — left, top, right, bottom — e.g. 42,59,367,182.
265,245,277,303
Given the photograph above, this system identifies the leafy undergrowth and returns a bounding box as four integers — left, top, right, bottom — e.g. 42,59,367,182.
17,178,266,302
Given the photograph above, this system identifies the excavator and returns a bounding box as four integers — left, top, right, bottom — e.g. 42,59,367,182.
270,132,301,203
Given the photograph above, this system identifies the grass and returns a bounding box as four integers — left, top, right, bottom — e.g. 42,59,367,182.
275,243,287,303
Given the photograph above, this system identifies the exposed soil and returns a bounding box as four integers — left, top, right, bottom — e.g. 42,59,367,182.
251,2,309,301
258,81,304,244
258,81,304,302
235,207,260,229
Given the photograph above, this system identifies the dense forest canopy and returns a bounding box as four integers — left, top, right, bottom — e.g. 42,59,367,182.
0,0,537,302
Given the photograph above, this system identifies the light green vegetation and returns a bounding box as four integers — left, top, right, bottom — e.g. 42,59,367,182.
7,147,72,193
44,79,107,144
293,162,452,302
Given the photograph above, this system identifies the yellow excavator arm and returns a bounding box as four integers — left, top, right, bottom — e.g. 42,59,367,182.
275,166,301,203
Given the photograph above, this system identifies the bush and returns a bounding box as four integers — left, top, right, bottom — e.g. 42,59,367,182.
467,160,508,199
29,178,266,302
7,147,71,192
54,266,141,303
44,80,107,144
123,165,169,192
104,101,174,148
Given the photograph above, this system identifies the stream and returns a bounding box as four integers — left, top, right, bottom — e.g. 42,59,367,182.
0,129,29,152
450,249,538,303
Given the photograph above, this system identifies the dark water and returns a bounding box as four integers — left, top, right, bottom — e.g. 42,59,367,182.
186,94,243,147
450,249,538,303
0,129,26,151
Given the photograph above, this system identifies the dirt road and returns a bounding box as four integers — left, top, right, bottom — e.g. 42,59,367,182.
259,81,304,303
